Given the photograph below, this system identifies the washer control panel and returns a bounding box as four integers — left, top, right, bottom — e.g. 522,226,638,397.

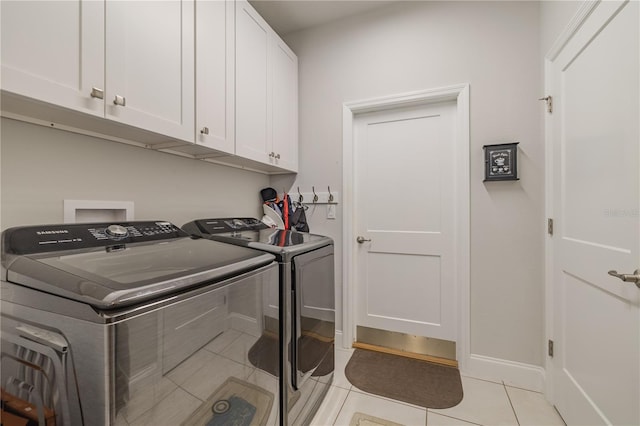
104,224,129,239
3,221,188,254
88,222,179,241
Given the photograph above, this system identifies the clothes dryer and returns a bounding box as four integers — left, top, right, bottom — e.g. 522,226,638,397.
182,218,335,426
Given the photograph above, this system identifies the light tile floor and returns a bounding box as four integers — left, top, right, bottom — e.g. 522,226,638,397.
311,347,566,426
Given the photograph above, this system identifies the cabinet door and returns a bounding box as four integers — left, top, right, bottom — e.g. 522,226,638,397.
271,38,299,172
1,0,104,116
235,0,271,163
195,0,235,154
105,0,194,142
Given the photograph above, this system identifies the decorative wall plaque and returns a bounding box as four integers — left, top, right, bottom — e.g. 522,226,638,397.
483,142,519,181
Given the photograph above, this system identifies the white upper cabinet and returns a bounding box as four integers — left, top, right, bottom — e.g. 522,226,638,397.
235,0,271,163
1,0,104,117
195,0,235,154
105,0,194,142
235,0,298,172
1,0,194,142
1,0,296,173
271,38,298,172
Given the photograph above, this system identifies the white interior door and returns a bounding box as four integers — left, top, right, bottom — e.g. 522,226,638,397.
354,101,457,342
549,1,639,425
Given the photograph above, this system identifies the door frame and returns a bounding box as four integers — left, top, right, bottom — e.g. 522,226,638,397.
543,0,605,403
342,84,470,367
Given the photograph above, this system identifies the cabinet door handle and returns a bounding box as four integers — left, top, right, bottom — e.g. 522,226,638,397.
200,127,209,135
269,152,275,158
113,95,126,107
275,153,281,160
90,87,104,99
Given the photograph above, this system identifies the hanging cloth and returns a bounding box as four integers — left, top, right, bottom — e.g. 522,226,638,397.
291,204,310,232
282,192,290,230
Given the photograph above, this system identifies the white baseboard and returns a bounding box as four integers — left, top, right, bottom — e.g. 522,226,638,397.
463,354,546,392
336,330,349,349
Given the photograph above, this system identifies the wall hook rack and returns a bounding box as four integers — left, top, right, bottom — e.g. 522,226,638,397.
294,187,340,205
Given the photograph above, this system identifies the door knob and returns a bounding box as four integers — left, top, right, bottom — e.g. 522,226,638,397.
356,236,371,244
608,269,640,288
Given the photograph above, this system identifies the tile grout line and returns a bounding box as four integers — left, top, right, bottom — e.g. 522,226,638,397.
460,374,504,387
426,411,483,426
503,380,521,426
503,382,545,394
349,386,429,411
332,387,352,425
334,350,352,425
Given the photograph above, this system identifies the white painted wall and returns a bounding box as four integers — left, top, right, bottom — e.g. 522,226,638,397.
0,0,586,372
1,118,269,229
273,1,545,366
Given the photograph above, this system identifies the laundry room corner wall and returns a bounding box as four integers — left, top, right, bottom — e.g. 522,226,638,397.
540,1,583,56
278,0,545,371
0,118,269,230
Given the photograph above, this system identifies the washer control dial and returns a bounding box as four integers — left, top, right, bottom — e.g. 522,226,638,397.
105,224,129,239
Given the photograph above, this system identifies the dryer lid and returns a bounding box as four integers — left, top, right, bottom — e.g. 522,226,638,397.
182,218,333,261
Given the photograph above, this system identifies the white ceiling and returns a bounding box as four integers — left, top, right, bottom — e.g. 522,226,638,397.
248,0,399,36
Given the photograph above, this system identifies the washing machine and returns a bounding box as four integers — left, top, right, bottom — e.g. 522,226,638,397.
1,220,281,426
182,218,335,426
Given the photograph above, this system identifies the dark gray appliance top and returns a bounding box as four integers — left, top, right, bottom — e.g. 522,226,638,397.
182,218,333,261
1,221,274,309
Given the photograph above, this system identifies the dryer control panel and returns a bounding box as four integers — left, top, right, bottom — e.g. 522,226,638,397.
3,221,188,254
183,218,267,235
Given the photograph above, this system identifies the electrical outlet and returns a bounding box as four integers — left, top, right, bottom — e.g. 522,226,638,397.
327,204,336,219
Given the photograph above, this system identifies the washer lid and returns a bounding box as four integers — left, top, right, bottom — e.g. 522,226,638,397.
2,222,274,309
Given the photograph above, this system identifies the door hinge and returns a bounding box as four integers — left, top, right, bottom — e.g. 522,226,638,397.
548,339,554,357
547,218,554,236
539,95,553,113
